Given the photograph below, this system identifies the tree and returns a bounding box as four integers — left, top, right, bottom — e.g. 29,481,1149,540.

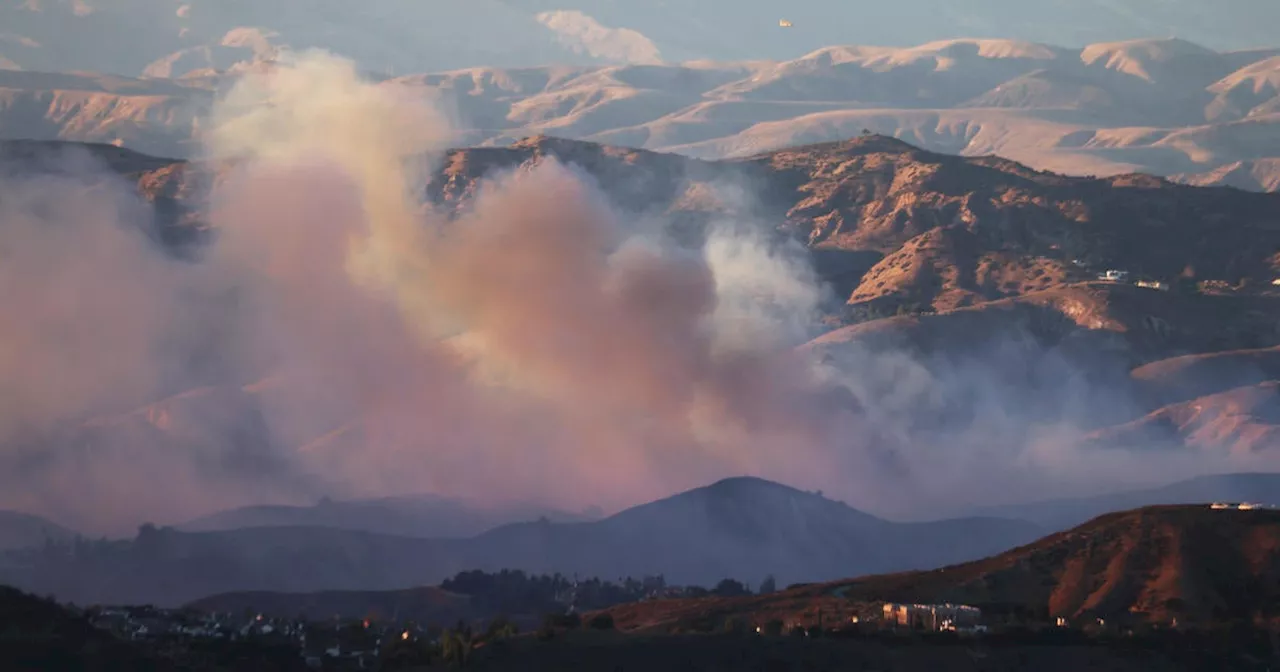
543,612,580,630
441,628,472,667
712,579,751,597
587,613,614,630
758,575,777,595
485,617,518,640
380,637,437,670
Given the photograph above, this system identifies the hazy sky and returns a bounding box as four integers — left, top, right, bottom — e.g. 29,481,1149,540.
1,0,1276,76
506,0,1280,59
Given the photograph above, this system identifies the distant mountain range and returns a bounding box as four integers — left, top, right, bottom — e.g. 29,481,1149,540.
0,477,1042,607
177,495,595,538
0,511,73,552
3,37,1280,189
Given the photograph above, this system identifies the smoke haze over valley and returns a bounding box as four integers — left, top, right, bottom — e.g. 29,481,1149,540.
0,47,1278,544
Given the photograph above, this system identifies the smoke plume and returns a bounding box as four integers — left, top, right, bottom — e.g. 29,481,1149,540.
200,51,867,514
0,50,1273,536
0,50,868,534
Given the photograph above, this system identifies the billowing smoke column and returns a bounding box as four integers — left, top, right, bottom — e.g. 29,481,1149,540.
0,50,874,534
201,51,869,515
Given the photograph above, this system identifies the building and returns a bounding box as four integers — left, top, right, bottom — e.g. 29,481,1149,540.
778,19,792,27
882,603,982,631
1135,280,1169,291
1212,502,1274,511
1099,270,1130,282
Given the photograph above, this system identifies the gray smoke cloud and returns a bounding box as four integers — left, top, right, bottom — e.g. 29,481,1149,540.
0,49,1275,537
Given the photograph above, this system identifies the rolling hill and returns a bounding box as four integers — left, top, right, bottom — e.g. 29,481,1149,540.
602,505,1280,632
1085,382,1280,455
178,495,595,538
0,477,1042,607
4,37,1280,188
0,583,308,671
823,505,1280,627
0,585,165,670
974,473,1280,532
0,511,74,552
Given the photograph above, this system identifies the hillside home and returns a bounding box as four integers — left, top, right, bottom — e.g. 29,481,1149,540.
882,603,982,631
1099,270,1130,282
1135,280,1169,291
1211,502,1274,510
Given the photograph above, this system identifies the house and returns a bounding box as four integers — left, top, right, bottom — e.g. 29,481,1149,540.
882,603,982,631
1099,270,1129,282
1135,280,1169,291
1211,502,1273,511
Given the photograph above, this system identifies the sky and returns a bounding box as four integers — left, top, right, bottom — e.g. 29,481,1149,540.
1,0,1277,76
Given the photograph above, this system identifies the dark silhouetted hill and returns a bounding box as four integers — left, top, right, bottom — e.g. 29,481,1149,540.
0,477,1039,607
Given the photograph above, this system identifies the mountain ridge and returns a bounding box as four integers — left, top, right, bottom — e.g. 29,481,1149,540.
0,476,1041,607
5,36,1280,189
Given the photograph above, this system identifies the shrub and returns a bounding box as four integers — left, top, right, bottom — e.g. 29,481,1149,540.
542,612,581,630
587,613,614,630
485,617,518,640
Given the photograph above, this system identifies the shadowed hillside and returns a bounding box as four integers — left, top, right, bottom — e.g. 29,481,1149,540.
0,584,305,671
0,478,1039,607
